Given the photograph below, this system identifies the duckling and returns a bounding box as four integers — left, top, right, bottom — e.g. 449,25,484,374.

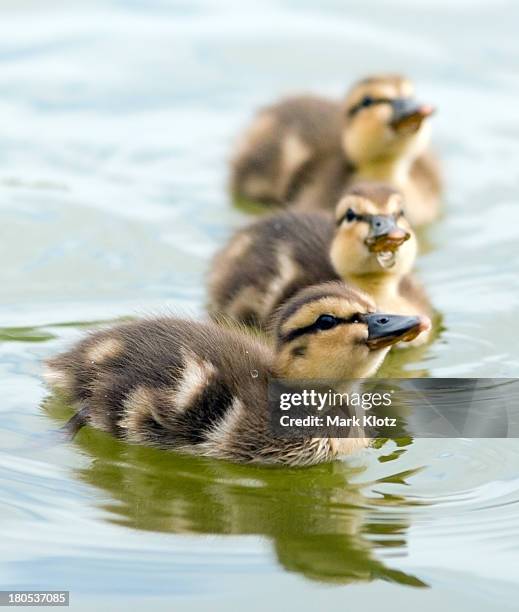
231,73,440,226
209,182,432,344
44,282,429,467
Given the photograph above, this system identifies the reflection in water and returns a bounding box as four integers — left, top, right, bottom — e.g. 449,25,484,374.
43,393,426,587
0,319,133,343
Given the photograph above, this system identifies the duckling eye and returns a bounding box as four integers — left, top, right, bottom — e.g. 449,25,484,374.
344,208,357,223
396,209,405,219
315,314,339,331
360,95,374,108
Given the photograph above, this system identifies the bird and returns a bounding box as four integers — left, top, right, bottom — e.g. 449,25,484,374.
230,73,441,226
208,182,432,344
44,282,430,467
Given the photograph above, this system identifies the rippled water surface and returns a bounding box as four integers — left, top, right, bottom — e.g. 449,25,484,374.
1,1,519,610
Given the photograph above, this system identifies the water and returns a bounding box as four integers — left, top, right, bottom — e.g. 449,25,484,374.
1,1,519,610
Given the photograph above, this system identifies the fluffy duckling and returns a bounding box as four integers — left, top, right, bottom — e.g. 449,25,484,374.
44,282,429,467
231,73,440,226
209,182,432,344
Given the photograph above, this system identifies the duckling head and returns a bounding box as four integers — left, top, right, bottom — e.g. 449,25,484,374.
272,282,429,380
341,74,434,170
329,182,417,278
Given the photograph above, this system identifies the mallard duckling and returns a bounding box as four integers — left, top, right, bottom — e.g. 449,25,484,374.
231,73,440,226
44,282,429,467
209,182,432,344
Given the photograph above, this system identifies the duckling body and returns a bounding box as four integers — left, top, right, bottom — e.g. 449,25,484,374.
231,74,441,227
209,209,337,329
209,183,432,344
231,95,344,206
44,283,429,466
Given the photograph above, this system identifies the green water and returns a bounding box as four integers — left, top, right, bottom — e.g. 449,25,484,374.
1,1,519,610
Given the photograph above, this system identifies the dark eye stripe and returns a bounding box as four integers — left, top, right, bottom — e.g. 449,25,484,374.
337,211,404,226
347,96,392,118
281,314,364,344
337,211,370,226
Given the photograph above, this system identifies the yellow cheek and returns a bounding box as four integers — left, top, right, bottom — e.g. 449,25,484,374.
344,110,394,161
352,223,370,242
372,104,393,125
354,107,394,145
320,325,368,354
327,340,371,378
339,225,368,250
349,324,369,345
330,231,371,278
356,118,381,144
287,326,372,379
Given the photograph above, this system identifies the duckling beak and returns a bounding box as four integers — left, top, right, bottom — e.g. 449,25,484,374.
390,98,435,134
364,313,431,349
365,216,410,253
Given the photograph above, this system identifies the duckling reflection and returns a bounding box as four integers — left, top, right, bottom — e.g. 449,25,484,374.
231,73,440,227
43,393,425,587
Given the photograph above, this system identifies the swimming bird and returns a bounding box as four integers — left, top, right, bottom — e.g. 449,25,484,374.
209,182,432,344
44,282,429,466
231,73,440,226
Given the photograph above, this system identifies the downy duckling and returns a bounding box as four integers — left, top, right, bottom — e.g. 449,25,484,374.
44,282,429,467
209,182,432,344
231,73,440,226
